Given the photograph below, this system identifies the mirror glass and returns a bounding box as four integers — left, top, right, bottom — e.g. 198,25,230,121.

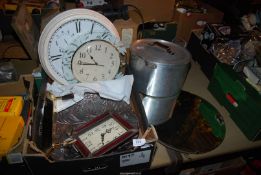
155,91,226,154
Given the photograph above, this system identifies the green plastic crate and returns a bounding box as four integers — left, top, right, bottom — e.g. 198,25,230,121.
208,63,261,141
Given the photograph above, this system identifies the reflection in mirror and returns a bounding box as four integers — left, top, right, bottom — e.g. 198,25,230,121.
155,91,226,154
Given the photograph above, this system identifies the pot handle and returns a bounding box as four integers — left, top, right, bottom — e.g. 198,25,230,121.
149,41,175,55
145,61,157,69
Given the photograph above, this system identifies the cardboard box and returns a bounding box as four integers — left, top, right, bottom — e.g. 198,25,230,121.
0,74,34,98
174,3,224,42
0,59,37,84
186,30,218,79
0,4,39,78
23,142,156,174
11,3,40,63
124,0,176,22
0,40,29,60
1,76,157,174
0,74,35,175
0,115,25,157
18,79,158,175
113,18,139,49
22,127,157,174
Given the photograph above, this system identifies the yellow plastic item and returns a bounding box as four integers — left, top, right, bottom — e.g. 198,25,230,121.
0,116,24,157
4,2,44,14
0,96,24,118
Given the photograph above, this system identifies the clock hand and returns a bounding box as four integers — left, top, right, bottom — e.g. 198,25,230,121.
100,128,112,145
101,132,105,145
82,63,104,66
81,63,104,66
94,62,105,66
79,53,104,66
78,61,104,66
89,55,103,66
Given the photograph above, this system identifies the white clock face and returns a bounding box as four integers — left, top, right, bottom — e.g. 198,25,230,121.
72,40,120,82
38,9,120,85
78,117,127,153
62,32,119,83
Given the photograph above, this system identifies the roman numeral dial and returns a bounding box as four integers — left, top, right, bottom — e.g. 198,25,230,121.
38,9,120,85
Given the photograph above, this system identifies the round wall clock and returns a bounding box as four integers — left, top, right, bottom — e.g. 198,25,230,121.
71,40,121,82
38,8,121,85
61,32,123,84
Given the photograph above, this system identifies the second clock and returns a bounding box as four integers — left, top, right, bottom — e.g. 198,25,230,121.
72,40,120,83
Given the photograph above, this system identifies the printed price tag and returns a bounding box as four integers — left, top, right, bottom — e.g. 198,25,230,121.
120,150,151,167
6,153,23,164
133,138,146,147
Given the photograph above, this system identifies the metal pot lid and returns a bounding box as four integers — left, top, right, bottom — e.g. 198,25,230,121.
131,39,191,65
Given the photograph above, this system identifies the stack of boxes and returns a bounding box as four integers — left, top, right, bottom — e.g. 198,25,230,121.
0,96,24,157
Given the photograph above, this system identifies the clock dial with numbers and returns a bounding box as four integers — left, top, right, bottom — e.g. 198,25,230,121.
71,40,120,83
62,31,119,84
78,117,127,153
74,113,138,157
38,8,120,85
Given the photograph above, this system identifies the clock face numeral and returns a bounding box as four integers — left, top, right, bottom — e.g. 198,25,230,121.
50,54,62,62
101,32,109,39
87,47,92,54
90,22,94,34
85,74,90,80
72,40,120,83
75,21,81,33
95,45,102,51
63,39,68,45
80,68,83,74
80,52,86,58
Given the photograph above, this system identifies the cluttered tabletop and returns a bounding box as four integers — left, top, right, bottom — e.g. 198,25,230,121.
1,1,261,174
150,59,261,169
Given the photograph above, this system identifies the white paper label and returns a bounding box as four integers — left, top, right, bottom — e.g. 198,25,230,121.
120,150,151,167
133,138,146,147
122,28,133,48
6,153,23,164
